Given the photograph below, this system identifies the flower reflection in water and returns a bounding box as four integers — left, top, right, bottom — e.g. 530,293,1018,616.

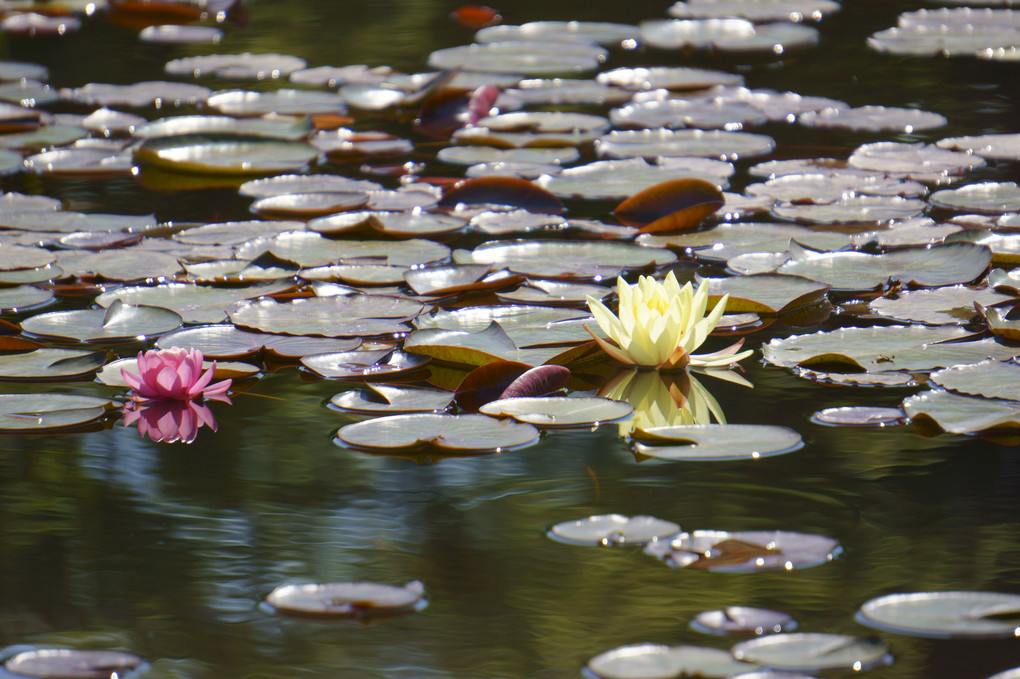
599,369,750,438
123,398,219,444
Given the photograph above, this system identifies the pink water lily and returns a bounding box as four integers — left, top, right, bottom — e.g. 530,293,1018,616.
121,347,232,402
123,399,218,444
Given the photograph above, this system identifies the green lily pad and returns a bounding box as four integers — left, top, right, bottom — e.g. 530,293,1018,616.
856,591,1020,639
0,393,113,431
134,114,313,141
454,239,676,278
263,580,425,619
335,412,541,453
700,274,829,314
930,181,1020,214
404,322,519,366
731,633,890,672
776,242,991,291
206,88,346,116
3,649,147,679
133,134,318,175
631,424,803,461
329,384,453,415
479,396,632,427
0,348,107,380
764,325,1017,374
869,285,1010,326
548,514,681,546
96,281,293,324
301,349,429,380
639,221,850,263
645,529,841,571
236,231,450,268
597,128,775,160
587,644,758,679
157,324,360,359
0,285,53,312
21,299,183,343
229,295,423,338
538,157,733,201
165,52,307,79
692,607,796,636
903,389,1020,437
427,41,607,75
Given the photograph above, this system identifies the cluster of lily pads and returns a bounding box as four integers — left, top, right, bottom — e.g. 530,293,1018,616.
0,0,1018,676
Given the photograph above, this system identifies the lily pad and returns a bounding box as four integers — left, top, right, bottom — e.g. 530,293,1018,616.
730,633,890,672
166,52,307,79
701,274,829,314
134,134,318,175
645,529,841,571
479,396,633,427
869,285,1010,326
21,300,183,343
548,514,681,546
587,644,758,679
798,105,946,133
0,393,113,431
631,424,803,461
301,349,430,380
856,591,1020,639
930,181,1020,214
597,128,776,161
335,412,541,453
263,580,426,619
764,325,1017,374
903,389,1020,437
229,294,423,338
157,324,360,359
454,239,676,278
812,406,907,427
776,242,991,291
329,384,453,415
3,649,147,679
427,41,607,75
0,348,107,380
691,607,797,636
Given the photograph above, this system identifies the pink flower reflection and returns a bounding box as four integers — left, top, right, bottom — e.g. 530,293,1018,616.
121,347,231,402
123,399,218,444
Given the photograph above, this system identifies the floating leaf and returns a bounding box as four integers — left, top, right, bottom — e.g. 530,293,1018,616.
134,134,318,175
764,325,1017,374
812,406,906,427
479,396,632,427
731,633,890,672
692,607,796,636
700,274,829,315
335,412,541,453
548,514,681,546
404,322,519,366
930,181,1020,214
329,384,453,415
263,581,426,619
499,364,571,399
455,239,676,278
776,242,991,291
21,300,183,343
0,348,107,380
0,393,113,432
587,643,758,679
631,424,803,461
427,41,607,75
166,52,307,79
157,324,360,359
645,530,841,571
903,389,1020,438
301,349,429,380
869,285,1009,326
229,295,423,338
3,649,147,679
856,591,1020,639
614,178,724,234
454,360,532,411
438,176,563,214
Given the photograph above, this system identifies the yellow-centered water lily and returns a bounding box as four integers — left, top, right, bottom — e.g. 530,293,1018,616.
585,272,752,369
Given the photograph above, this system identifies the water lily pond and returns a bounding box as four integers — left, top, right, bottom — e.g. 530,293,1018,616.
0,0,1018,677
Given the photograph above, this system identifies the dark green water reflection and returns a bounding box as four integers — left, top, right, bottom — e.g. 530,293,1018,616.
0,1,1018,678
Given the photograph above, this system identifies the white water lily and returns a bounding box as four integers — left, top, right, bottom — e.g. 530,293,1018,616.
585,272,753,369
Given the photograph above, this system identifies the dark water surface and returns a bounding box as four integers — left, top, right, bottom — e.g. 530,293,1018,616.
0,1,1019,678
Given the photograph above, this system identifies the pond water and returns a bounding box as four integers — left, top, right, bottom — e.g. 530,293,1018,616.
0,1,1019,678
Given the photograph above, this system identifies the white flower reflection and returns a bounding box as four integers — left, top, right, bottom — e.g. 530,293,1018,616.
598,369,751,438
